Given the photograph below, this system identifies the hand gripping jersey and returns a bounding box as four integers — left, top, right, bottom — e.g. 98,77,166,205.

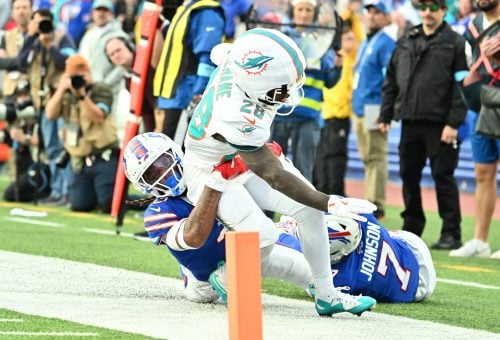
144,196,226,281
278,214,420,303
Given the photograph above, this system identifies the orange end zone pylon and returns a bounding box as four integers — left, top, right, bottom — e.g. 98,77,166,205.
226,231,263,340
110,0,162,232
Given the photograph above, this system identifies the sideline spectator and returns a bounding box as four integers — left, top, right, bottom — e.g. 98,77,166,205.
351,1,395,219
45,55,119,212
450,0,476,35
315,5,365,196
153,0,225,139
450,0,500,259
104,32,157,132
79,0,127,121
0,0,32,103
55,0,93,46
271,0,340,182
379,0,467,250
17,8,76,205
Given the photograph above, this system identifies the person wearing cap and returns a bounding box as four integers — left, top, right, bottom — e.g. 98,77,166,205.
0,0,32,104
79,0,127,126
45,54,119,213
351,1,396,219
271,0,341,183
379,0,468,250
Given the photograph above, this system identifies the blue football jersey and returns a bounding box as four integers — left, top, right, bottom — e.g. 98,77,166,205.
144,197,226,281
277,214,420,303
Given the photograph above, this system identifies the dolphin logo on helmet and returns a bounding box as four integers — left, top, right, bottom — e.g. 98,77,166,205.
229,28,306,108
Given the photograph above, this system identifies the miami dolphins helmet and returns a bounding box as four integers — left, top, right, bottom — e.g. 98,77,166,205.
229,28,306,108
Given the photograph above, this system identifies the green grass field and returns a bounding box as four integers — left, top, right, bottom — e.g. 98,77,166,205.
0,174,499,336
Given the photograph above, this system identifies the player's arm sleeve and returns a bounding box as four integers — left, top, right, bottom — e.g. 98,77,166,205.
238,144,329,211
165,219,198,251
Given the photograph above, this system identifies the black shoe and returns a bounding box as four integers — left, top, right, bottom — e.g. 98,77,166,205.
133,231,150,242
431,235,462,250
39,195,69,207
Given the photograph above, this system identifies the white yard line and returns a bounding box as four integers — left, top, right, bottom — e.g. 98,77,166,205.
0,331,98,336
82,228,135,238
437,278,500,290
0,250,499,340
0,318,23,322
2,217,65,228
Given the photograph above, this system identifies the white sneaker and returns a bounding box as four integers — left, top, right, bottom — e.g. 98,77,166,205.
315,286,376,316
449,239,491,258
181,266,220,303
491,250,500,260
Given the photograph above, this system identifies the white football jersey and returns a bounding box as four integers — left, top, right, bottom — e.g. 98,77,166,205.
184,58,278,169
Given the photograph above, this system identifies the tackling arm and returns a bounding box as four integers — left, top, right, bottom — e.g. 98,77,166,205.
238,144,329,211
180,186,222,248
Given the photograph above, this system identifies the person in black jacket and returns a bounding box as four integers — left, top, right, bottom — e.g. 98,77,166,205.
378,0,469,250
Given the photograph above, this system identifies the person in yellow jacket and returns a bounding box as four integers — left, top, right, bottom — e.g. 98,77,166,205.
314,6,365,196
153,0,225,139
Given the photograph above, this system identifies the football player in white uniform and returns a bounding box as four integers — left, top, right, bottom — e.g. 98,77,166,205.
183,28,377,316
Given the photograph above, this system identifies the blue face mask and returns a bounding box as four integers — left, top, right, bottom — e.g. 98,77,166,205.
164,172,183,196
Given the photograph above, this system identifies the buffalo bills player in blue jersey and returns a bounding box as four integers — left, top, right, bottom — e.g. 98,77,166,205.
278,213,437,303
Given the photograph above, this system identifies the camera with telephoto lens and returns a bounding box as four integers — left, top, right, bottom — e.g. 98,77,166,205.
15,99,36,120
55,149,70,168
70,75,86,90
38,19,54,34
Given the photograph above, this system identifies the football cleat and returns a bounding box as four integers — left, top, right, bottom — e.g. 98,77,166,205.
209,261,227,305
313,286,376,317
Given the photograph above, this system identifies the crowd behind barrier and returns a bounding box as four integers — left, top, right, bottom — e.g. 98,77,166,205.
0,0,498,260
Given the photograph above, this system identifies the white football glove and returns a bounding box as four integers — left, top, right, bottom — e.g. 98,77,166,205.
327,195,377,222
205,171,227,192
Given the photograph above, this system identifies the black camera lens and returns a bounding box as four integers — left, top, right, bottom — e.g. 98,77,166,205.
39,20,54,34
55,150,70,168
70,75,85,89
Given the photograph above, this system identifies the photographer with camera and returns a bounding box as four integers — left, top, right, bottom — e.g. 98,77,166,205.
3,80,51,202
17,8,76,206
0,0,32,105
45,54,119,213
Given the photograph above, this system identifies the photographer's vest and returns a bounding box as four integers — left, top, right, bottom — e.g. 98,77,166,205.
153,0,222,98
29,32,65,111
61,83,118,159
3,28,29,96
